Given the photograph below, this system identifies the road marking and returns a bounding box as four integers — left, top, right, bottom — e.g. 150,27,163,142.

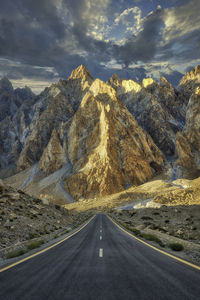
100,229,102,233
100,236,102,240
108,215,200,271
0,215,96,273
99,248,103,257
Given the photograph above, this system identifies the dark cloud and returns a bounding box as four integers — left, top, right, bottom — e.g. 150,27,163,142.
0,60,58,80
112,8,164,66
159,29,200,63
0,0,199,88
0,0,112,78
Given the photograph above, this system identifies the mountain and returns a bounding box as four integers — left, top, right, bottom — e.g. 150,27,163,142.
178,65,200,100
64,79,165,200
1,65,200,204
0,78,35,175
175,86,200,178
16,65,93,172
108,75,184,156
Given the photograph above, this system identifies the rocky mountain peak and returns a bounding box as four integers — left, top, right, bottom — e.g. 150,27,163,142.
69,64,94,82
142,78,156,89
194,65,200,75
178,65,200,101
121,79,142,93
64,77,165,200
109,73,121,83
179,65,200,86
89,79,119,103
160,76,172,89
0,76,13,92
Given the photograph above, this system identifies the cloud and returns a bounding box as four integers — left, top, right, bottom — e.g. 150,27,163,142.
114,7,142,33
0,0,199,92
158,0,200,62
112,8,164,66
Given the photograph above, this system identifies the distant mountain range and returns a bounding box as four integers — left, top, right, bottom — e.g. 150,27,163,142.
1,65,200,204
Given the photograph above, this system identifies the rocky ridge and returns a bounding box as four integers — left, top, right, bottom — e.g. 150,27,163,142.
1,65,200,204
108,74,184,155
175,85,200,178
0,78,35,174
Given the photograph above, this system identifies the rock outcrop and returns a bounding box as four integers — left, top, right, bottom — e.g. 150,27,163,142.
39,129,66,176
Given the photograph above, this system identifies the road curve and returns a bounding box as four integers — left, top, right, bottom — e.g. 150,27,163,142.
0,214,199,300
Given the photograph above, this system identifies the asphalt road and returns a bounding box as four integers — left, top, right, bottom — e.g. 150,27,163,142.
0,214,200,300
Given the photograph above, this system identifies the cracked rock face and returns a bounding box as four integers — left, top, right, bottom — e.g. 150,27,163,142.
39,129,66,176
175,86,200,177
17,65,93,172
178,65,200,100
108,74,184,156
0,78,35,174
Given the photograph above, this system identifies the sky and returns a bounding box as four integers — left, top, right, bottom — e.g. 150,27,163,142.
0,0,200,93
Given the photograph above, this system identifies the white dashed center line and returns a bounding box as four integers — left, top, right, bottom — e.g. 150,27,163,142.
99,248,103,257
100,236,102,240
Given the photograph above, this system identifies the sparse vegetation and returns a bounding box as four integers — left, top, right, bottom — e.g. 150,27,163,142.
168,243,184,251
141,216,153,220
44,224,50,234
27,239,44,250
141,233,165,247
131,228,141,236
6,248,27,259
116,218,165,247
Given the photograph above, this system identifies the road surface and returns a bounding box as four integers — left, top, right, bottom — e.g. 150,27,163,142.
0,214,200,300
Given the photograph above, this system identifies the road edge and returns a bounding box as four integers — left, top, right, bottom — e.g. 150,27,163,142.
107,215,200,271
0,215,96,273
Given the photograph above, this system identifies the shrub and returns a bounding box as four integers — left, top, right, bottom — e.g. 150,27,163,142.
55,204,61,210
141,233,164,247
44,225,50,234
6,248,27,259
0,185,5,194
153,212,160,215
27,239,44,250
168,243,184,251
131,228,141,236
141,216,153,220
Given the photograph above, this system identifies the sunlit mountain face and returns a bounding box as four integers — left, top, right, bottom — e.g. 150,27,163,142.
0,0,199,93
